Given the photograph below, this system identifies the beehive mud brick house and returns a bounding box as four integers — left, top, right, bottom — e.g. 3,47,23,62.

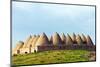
12,32,95,55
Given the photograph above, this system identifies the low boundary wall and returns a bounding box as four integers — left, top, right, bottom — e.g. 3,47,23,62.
37,44,96,52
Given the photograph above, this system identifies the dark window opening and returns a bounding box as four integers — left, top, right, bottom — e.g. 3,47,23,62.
34,50,36,53
17,50,20,54
25,52,28,54
30,44,32,47
73,41,77,44
83,41,87,44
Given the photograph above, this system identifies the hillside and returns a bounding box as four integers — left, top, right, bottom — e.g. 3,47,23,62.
12,50,96,66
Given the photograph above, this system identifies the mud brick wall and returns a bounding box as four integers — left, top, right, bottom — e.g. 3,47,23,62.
37,44,96,52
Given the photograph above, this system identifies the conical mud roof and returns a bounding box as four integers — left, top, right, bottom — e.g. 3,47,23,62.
86,35,94,45
76,34,83,45
61,33,66,44
66,34,73,45
26,35,36,47
52,32,62,45
35,33,49,46
14,41,24,50
49,35,53,44
23,35,32,48
71,33,76,44
31,35,39,47
81,34,87,44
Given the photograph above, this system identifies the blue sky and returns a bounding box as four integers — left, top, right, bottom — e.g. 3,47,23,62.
12,2,95,48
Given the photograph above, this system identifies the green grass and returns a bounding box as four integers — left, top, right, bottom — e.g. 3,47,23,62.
12,50,92,66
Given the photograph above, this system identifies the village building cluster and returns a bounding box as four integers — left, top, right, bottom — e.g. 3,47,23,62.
12,32,95,55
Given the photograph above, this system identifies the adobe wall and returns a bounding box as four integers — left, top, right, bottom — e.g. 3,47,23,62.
20,48,30,54
37,44,96,52
13,45,95,55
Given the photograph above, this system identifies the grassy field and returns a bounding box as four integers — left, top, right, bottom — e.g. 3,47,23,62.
12,50,95,66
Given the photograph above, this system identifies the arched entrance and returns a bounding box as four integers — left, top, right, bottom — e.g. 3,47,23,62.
34,50,36,53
